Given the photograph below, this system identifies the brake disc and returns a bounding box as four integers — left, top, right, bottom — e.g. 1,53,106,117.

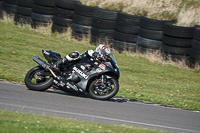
94,80,111,93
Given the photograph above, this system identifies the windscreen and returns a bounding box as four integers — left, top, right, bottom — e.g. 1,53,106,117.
101,49,118,68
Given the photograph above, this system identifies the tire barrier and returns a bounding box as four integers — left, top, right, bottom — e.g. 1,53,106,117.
137,36,163,50
91,7,117,46
90,35,113,46
31,0,54,29
113,40,137,53
1,1,200,66
72,23,92,33
14,0,33,25
163,22,194,61
138,16,172,53
113,12,140,53
163,22,194,38
34,0,55,7
72,23,92,39
17,0,33,8
0,0,3,18
1,0,18,17
90,27,115,45
190,28,200,66
72,2,94,40
52,0,79,33
32,4,54,15
3,0,17,5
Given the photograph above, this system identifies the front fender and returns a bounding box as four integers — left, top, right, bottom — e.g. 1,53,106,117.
73,62,120,92
76,71,118,92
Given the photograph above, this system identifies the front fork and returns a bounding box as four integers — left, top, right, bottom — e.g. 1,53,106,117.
94,75,110,93
101,75,105,83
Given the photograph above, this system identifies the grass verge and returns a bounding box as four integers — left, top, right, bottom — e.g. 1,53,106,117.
0,20,200,110
0,110,170,133
80,0,200,26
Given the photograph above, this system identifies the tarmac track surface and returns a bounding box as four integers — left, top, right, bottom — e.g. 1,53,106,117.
0,82,200,133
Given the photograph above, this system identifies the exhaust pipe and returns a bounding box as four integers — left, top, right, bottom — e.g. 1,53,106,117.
33,56,48,70
33,56,57,78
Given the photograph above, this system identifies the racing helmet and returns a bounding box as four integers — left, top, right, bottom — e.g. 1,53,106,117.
96,44,111,54
96,44,111,60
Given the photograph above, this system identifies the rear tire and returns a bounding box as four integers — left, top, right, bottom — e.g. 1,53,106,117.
25,66,53,91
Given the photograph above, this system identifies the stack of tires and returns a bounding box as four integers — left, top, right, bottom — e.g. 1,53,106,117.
91,7,117,46
0,0,2,18
52,0,78,33
31,0,55,28
163,22,194,61
190,28,200,66
1,0,18,17
71,2,94,40
14,0,33,25
137,16,171,53
113,12,140,53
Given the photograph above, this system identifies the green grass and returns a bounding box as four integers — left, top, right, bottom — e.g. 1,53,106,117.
0,20,200,110
0,110,170,133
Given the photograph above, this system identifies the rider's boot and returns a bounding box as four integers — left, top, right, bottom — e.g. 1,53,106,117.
52,57,68,71
52,51,80,71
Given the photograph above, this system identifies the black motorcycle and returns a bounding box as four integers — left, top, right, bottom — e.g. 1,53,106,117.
25,49,120,100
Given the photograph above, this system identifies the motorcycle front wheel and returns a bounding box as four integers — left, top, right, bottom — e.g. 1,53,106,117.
25,66,53,91
88,78,119,100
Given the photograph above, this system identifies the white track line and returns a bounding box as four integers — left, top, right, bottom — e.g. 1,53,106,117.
0,102,199,133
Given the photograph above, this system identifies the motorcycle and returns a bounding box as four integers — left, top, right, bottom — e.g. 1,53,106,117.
25,49,120,100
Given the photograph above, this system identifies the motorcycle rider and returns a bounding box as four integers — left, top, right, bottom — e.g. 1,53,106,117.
52,44,111,71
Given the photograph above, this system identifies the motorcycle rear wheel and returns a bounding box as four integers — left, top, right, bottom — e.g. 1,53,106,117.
89,78,119,100
25,66,53,91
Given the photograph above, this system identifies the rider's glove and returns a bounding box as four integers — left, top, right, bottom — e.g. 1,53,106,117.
87,49,95,57
86,49,98,58
92,51,98,58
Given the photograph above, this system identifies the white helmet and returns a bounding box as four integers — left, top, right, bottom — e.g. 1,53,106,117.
96,44,111,55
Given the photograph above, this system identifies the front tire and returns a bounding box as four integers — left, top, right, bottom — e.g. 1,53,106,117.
25,66,53,91
88,78,119,100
